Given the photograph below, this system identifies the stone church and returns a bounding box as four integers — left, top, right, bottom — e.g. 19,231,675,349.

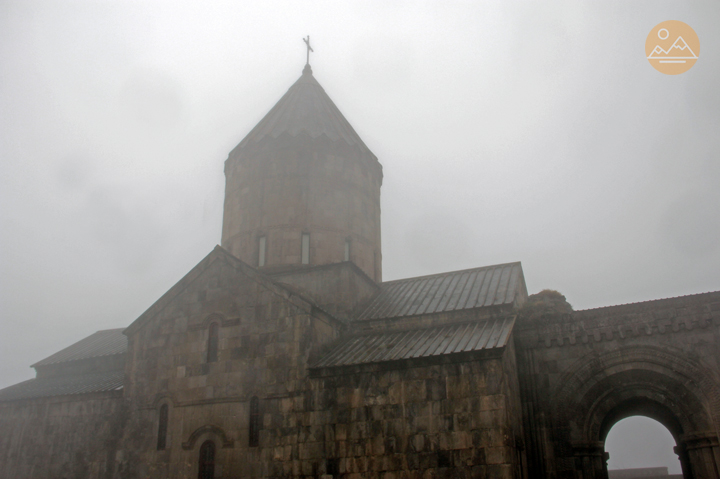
1,61,719,479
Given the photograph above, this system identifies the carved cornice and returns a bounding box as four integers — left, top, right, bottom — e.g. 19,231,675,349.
515,299,719,349
681,432,720,451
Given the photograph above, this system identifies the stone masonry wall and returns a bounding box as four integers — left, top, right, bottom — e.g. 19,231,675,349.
270,262,379,322
0,391,126,479
222,133,383,282
269,351,524,479
514,291,720,479
117,253,342,478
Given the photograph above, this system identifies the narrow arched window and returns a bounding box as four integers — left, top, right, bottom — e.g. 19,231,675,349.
207,323,219,363
156,404,169,450
249,396,260,447
258,235,266,267
198,440,215,479
301,233,310,264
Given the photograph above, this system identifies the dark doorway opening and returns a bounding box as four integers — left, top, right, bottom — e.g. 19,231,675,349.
198,440,215,479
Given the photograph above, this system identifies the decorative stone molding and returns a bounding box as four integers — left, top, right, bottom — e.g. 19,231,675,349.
682,432,720,451
187,312,241,331
515,292,720,349
552,345,720,442
182,425,234,450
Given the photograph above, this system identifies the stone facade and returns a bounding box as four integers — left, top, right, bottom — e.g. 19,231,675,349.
0,391,125,478
109,247,526,479
515,292,720,479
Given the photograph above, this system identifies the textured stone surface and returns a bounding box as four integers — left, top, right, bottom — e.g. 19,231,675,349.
221,68,383,282
0,391,125,479
515,292,720,479
111,246,525,478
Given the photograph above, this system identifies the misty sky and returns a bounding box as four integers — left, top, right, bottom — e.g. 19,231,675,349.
1,2,718,472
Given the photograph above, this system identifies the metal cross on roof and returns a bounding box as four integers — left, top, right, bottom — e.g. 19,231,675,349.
303,36,313,65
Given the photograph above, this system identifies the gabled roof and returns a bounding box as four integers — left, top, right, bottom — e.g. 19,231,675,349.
312,316,515,369
0,371,123,402
32,329,127,367
356,262,525,321
232,65,372,155
124,245,336,336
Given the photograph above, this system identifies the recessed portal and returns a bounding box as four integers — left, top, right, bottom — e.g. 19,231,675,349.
605,416,682,475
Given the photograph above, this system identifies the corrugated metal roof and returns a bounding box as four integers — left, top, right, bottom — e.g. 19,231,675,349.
32,329,127,367
233,65,371,153
357,262,523,321
312,316,515,368
0,371,123,402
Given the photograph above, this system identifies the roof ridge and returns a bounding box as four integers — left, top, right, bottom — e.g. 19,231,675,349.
124,245,343,336
380,261,522,285
575,290,720,313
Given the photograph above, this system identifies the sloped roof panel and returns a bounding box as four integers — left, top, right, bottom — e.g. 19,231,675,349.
356,262,523,321
312,316,515,369
0,371,123,402
32,329,127,367
233,65,372,154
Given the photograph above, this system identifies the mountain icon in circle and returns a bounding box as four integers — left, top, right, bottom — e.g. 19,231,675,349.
648,35,698,59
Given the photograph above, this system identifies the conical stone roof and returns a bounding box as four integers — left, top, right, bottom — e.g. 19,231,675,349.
233,65,372,154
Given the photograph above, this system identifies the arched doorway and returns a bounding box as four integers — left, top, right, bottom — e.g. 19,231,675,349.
198,440,215,479
605,416,681,475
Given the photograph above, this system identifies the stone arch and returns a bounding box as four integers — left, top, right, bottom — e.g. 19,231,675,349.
554,345,720,438
151,394,176,410
201,312,226,329
552,345,720,479
182,425,234,450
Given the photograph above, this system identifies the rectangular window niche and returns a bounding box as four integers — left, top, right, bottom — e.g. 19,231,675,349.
301,234,310,265
258,236,266,267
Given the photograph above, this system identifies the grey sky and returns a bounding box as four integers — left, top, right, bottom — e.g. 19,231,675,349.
1,2,717,471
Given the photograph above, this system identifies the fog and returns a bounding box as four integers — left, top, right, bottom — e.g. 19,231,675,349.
1,1,718,470
606,416,681,473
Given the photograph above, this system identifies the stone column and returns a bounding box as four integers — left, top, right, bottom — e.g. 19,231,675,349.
572,442,608,479
681,432,720,479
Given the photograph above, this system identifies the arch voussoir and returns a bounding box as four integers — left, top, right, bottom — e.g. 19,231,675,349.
182,424,234,450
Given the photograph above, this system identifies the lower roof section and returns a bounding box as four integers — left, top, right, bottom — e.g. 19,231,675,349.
311,316,515,369
31,328,127,367
0,370,123,402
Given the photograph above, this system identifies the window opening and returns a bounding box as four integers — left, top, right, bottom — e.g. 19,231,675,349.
258,236,266,267
198,440,215,479
249,396,261,447
301,233,310,264
207,323,219,363
156,404,168,450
